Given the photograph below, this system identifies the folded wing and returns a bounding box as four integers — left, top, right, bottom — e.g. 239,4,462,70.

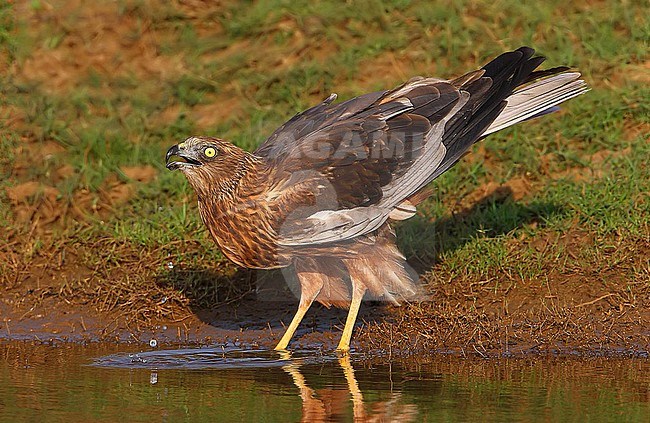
254,47,587,247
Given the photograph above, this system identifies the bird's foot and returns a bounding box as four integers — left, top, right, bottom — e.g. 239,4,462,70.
335,346,351,357
273,343,290,352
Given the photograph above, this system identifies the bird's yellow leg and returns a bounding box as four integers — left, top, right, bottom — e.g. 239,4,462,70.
336,285,366,353
274,290,319,351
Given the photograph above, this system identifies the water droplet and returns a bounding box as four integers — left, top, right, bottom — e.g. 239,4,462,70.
167,262,174,269
149,339,158,348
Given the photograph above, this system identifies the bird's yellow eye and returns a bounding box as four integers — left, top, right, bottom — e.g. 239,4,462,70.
204,147,216,158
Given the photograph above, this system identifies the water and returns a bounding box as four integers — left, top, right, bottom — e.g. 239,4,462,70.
0,341,648,422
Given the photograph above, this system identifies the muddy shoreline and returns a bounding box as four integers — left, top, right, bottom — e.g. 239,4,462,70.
2,274,648,358
2,216,648,359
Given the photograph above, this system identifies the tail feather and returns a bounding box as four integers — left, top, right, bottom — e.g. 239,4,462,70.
482,71,589,136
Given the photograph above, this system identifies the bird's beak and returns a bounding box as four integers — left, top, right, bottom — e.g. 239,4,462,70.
166,144,201,171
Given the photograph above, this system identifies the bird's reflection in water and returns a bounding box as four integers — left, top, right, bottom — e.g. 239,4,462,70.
281,354,418,422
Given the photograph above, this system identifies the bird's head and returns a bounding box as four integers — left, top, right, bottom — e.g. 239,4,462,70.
166,136,252,197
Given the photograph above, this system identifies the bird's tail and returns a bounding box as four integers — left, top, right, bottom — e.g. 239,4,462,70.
482,71,589,137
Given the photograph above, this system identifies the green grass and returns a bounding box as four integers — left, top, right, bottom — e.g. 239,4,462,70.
1,0,648,288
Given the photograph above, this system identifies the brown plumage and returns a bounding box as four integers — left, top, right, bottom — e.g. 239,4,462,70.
165,47,588,352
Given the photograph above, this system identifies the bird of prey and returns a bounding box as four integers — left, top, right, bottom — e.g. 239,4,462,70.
166,47,587,353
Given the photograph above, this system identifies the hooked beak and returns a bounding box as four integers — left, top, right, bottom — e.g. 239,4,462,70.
166,144,201,170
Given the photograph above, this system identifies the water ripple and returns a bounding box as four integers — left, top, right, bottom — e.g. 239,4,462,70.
92,346,332,370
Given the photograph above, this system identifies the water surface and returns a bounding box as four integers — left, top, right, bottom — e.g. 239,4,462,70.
0,341,648,422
